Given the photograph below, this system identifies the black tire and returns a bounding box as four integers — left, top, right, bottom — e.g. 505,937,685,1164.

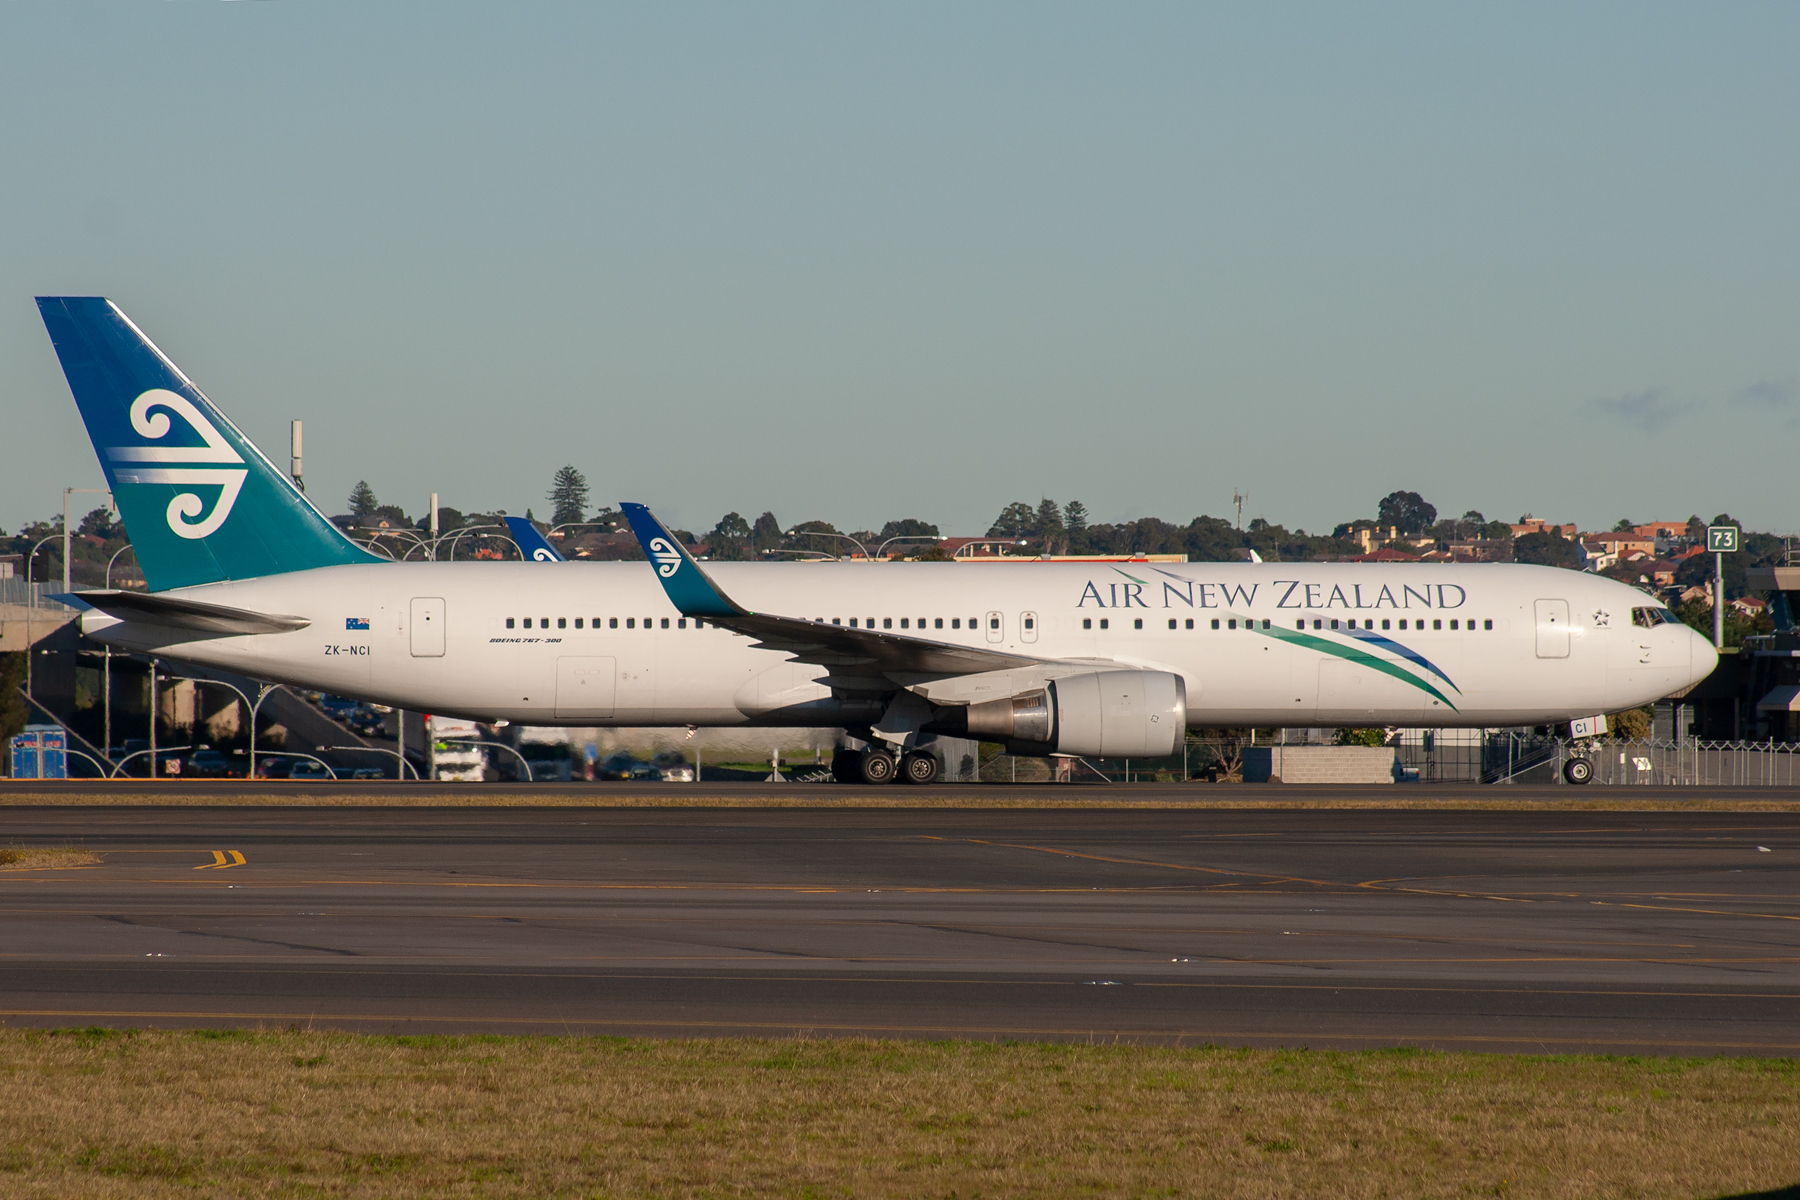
858,748,898,784
1563,757,1593,785
900,750,940,786
830,749,863,784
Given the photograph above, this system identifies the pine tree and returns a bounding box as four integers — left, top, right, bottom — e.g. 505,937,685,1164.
1062,500,1089,533
348,480,378,518
547,465,590,527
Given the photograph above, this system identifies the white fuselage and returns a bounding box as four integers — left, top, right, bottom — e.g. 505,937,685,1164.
81,560,1715,729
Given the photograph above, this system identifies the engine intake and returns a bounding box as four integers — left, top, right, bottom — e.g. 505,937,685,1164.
965,670,1186,757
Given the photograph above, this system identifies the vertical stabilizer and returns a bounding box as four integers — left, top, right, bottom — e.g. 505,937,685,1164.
37,298,383,592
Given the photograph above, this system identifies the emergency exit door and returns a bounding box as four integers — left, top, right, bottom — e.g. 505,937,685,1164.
410,597,446,657
1534,599,1569,658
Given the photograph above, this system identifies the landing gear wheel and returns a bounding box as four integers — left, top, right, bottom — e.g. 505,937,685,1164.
1563,757,1593,785
858,748,897,784
900,750,940,785
830,749,864,784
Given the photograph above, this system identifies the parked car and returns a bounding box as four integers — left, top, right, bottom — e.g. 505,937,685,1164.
289,760,333,780
257,756,296,779
186,748,238,779
349,766,387,780
345,709,387,738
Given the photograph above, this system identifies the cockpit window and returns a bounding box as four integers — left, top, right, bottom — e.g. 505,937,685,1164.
1631,606,1674,628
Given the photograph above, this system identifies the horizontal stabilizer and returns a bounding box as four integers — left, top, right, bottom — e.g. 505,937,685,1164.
74,589,310,635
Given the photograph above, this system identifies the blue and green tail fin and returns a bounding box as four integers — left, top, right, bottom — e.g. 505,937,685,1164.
37,297,383,592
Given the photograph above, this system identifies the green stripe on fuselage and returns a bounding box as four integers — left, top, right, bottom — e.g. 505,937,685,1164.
1255,622,1459,712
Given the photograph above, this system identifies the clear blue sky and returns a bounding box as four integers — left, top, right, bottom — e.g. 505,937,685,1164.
3,2,1795,538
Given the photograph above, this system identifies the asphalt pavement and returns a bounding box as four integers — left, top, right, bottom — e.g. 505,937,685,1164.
0,802,1794,1053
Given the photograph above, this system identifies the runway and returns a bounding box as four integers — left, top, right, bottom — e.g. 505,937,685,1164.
1,804,1795,1053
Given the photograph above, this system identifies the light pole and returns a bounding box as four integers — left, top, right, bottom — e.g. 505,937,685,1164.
101,544,138,760
873,534,944,560
784,530,872,560
62,487,113,595
23,535,61,701
160,674,282,779
319,744,420,780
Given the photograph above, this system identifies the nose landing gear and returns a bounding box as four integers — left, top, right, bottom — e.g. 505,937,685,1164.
1563,757,1593,785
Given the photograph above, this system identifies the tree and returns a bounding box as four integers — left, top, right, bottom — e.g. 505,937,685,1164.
1513,530,1579,568
547,465,590,527
877,518,940,547
987,502,1036,540
1613,518,1635,533
751,512,783,553
1063,500,1088,532
1376,491,1437,535
347,481,378,518
709,512,752,560
78,507,118,538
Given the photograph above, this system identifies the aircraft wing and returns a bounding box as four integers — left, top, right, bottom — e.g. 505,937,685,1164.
619,503,1042,677
504,516,566,562
70,589,311,635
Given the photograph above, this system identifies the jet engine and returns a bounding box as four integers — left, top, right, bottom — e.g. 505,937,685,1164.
964,670,1186,757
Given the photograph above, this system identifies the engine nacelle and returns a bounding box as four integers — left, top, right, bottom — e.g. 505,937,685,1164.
964,670,1186,758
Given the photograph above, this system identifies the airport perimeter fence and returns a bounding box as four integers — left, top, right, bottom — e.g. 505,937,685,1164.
0,579,74,609
965,735,1800,787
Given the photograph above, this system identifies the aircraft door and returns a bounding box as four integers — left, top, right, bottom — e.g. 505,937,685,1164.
555,656,616,720
1535,599,1570,659
986,611,1003,644
1019,611,1039,643
410,597,445,657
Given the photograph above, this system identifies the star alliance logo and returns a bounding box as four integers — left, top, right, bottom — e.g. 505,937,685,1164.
1593,609,1610,628
105,389,247,540
649,537,682,578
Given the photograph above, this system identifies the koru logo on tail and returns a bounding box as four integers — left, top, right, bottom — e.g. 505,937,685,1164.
532,548,557,562
648,537,683,578
105,389,247,540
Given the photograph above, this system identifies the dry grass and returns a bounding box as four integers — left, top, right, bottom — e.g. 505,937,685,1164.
0,787,1797,811
0,1031,1793,1198
0,845,100,870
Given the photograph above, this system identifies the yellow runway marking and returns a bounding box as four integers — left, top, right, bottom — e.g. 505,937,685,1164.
193,851,246,870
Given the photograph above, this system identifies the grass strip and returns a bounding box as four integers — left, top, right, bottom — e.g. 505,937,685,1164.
0,1029,1793,1198
0,846,100,870
0,789,1798,810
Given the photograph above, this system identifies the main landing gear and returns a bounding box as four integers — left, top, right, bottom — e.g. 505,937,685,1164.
831,747,940,785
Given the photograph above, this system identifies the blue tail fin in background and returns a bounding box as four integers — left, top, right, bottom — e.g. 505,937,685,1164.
504,516,566,562
37,298,383,592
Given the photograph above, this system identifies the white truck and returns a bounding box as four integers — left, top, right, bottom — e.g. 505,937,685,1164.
428,716,488,782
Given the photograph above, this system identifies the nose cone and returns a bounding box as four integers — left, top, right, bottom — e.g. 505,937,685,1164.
1688,626,1719,687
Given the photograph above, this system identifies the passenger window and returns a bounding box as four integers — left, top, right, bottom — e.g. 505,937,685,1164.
523,618,532,629
868,618,875,627
899,618,908,629
678,618,686,629
1262,619,1271,629
1432,619,1442,630
1168,619,1177,630
952,619,960,629
1313,619,1322,630
1380,619,1390,630
1484,619,1493,630
934,618,943,629
1295,620,1304,630
1099,618,1109,630
1211,618,1220,629
1024,617,1035,630
506,618,515,629
574,618,583,629
989,617,999,630
832,618,840,625
1398,619,1407,630
850,618,858,628
1134,618,1144,630
626,619,635,629
558,618,567,629
1228,619,1237,629
1450,619,1458,630
1329,620,1338,630
1185,618,1194,630
609,618,618,629
1083,618,1092,630
541,617,549,627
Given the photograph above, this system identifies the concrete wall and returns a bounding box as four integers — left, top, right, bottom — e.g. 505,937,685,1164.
1243,745,1397,784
